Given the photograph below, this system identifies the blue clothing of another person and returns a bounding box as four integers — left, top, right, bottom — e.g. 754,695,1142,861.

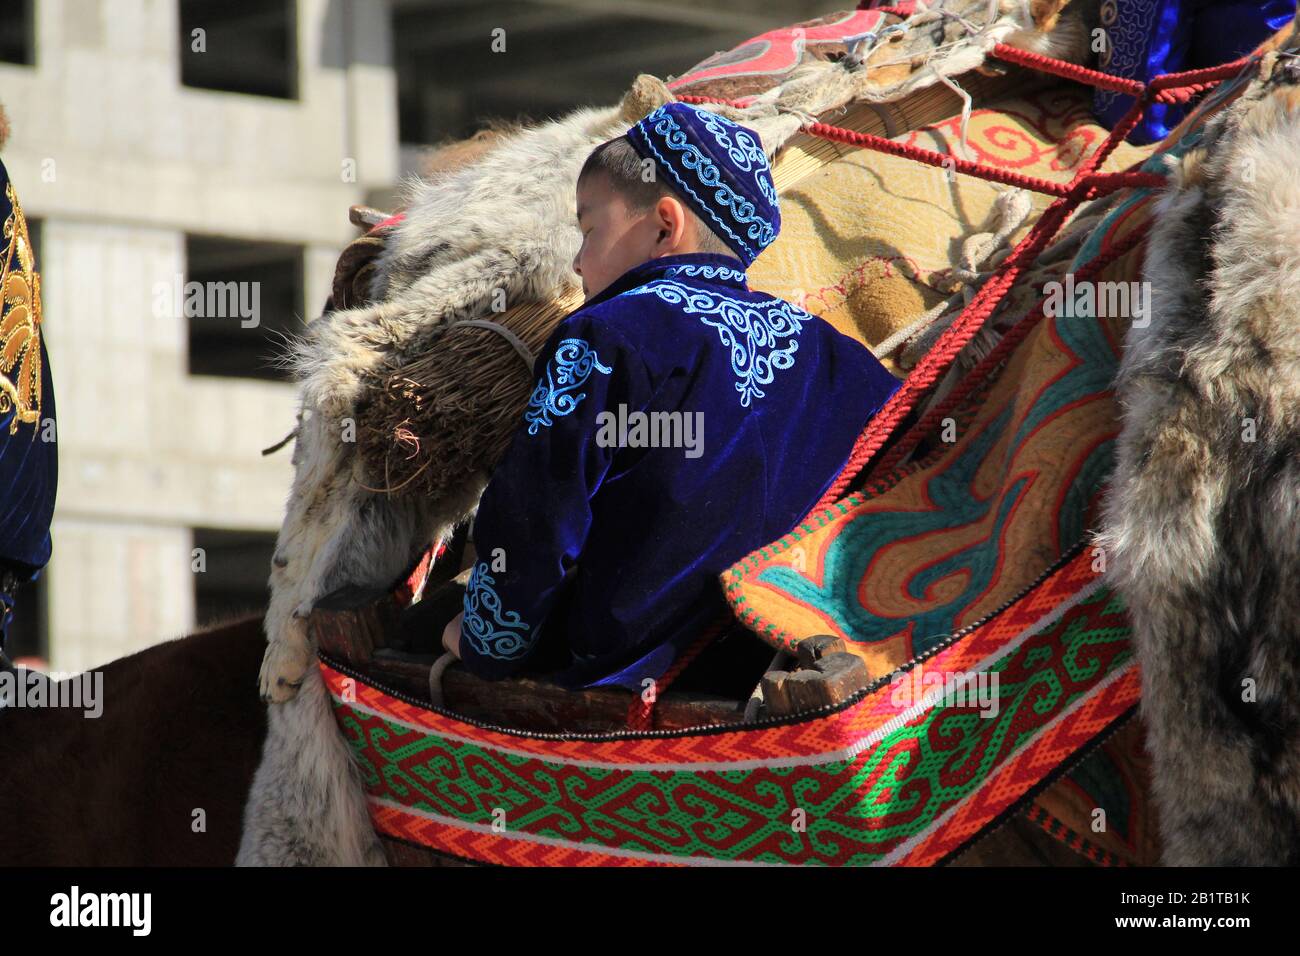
0,157,57,649
459,251,899,689
1092,0,1295,144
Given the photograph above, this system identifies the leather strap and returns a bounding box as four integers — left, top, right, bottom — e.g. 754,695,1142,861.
446,318,537,372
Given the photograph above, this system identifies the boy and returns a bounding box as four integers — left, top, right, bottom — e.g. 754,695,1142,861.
440,102,899,690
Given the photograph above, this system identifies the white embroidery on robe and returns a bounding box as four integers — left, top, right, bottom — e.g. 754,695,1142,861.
625,280,806,407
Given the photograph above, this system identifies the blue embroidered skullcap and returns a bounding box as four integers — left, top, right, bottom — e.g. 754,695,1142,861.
625,102,780,268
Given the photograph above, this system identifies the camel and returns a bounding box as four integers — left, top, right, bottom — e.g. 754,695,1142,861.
0,617,265,865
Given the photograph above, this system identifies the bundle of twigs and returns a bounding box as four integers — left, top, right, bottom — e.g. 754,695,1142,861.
356,292,582,499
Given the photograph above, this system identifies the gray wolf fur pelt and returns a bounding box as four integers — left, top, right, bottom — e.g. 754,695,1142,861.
1098,45,1300,865
238,1,1103,866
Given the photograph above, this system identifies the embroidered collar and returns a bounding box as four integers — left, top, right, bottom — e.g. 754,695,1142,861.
581,253,749,311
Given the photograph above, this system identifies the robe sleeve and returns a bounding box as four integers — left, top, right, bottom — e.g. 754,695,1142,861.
457,313,655,680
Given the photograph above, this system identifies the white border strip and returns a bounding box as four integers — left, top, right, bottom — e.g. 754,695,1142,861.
858,577,1105,749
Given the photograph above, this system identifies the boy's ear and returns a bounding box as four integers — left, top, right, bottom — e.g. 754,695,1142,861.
654,195,690,249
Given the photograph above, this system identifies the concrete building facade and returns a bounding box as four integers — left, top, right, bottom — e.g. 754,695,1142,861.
1,0,398,671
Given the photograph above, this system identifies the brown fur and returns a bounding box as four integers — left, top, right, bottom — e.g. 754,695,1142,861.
0,617,267,865
1030,0,1071,32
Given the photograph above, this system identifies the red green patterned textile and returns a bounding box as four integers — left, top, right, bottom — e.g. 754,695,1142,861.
324,549,1137,867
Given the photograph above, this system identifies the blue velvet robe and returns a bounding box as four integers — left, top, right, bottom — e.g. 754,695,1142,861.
459,252,899,689
0,157,57,644
1093,0,1295,145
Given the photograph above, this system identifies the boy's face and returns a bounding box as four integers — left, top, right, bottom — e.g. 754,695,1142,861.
573,172,697,301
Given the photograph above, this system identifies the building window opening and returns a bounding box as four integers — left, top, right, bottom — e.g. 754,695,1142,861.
185,234,304,381
192,528,276,629
179,0,297,100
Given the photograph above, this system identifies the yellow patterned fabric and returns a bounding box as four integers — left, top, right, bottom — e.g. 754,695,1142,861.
748,85,1152,367
0,181,42,435
0,158,57,586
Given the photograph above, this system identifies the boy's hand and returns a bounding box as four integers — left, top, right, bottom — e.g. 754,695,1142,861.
441,611,464,659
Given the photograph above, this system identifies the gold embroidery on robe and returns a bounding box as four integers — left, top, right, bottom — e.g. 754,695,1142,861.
0,182,42,436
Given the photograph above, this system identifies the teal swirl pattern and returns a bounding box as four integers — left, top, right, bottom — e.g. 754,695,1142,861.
523,337,612,435
461,561,533,660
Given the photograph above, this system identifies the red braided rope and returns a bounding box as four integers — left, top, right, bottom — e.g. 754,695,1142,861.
1148,56,1254,91
802,121,1079,195
810,86,1157,505
810,200,1077,504
989,44,1147,96
678,93,754,107
870,218,1154,477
